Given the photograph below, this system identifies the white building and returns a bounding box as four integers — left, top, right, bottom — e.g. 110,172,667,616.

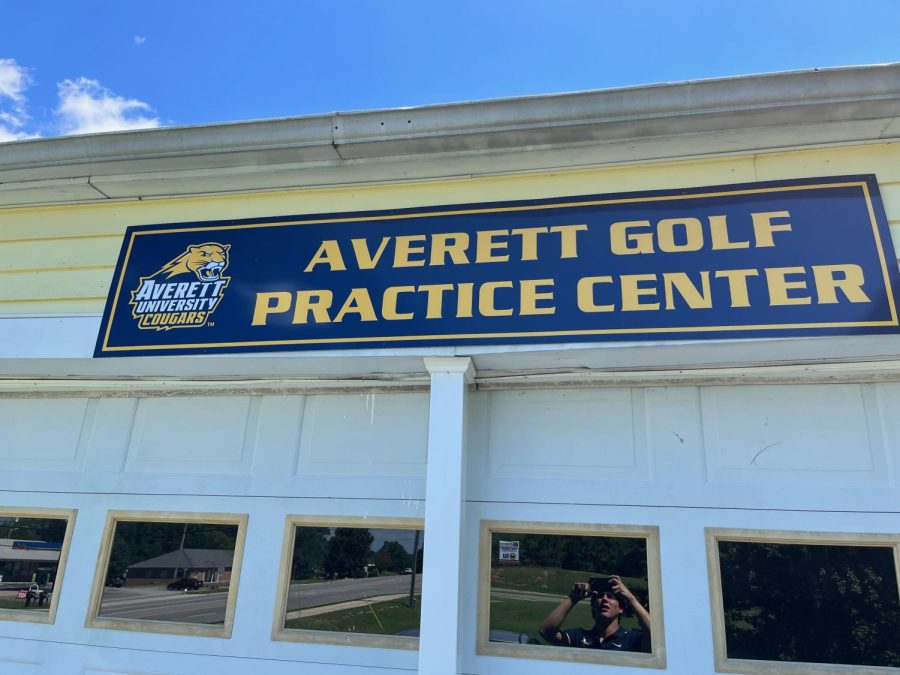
0,65,899,674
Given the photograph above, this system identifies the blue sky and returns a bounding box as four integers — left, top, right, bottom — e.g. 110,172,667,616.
1,1,899,141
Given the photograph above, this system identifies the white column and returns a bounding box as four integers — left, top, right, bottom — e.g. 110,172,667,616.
417,356,474,675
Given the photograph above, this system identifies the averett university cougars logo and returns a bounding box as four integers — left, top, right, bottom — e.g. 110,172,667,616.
129,243,230,330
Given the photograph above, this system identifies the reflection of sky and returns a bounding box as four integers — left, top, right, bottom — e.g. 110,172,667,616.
324,528,422,554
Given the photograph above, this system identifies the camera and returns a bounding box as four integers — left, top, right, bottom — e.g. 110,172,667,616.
588,577,613,594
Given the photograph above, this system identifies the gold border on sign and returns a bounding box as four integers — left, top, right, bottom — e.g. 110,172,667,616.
100,180,898,352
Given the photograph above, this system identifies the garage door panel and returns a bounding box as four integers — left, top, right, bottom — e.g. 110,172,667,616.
700,383,887,485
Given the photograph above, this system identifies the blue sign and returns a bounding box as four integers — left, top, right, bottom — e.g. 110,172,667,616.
95,175,900,356
12,541,62,551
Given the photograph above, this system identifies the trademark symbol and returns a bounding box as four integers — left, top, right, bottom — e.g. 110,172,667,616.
207,322,215,327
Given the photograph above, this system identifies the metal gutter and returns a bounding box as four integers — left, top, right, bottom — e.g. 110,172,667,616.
0,64,899,206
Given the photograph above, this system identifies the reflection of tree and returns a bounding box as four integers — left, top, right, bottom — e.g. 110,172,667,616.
374,540,412,573
501,533,647,579
720,542,900,667
0,518,67,544
324,528,374,579
292,527,329,580
107,522,237,577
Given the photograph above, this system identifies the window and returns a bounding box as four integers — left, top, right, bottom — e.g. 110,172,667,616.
87,511,247,637
272,516,424,649
0,508,75,624
707,529,900,673
477,521,665,668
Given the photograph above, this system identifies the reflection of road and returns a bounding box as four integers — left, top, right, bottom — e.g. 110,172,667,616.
285,575,422,611
99,586,228,624
98,575,423,624
490,589,558,602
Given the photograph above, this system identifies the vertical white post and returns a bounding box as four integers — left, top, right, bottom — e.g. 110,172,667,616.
417,356,474,675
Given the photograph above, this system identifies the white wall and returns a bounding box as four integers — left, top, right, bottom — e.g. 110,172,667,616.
0,391,427,674
0,381,896,673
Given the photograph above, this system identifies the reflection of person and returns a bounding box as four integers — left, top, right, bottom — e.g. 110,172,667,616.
538,575,651,652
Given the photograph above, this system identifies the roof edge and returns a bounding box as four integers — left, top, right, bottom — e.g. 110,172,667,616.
1,64,899,205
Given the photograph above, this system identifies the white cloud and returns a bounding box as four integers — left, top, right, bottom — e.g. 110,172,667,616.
134,35,146,46
0,57,36,140
56,77,160,135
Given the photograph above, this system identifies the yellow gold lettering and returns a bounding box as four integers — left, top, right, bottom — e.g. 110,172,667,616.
550,224,588,258
709,215,749,250
621,274,660,311
658,218,704,253
430,232,470,266
766,266,811,305
510,227,549,261
418,283,454,319
334,288,378,322
752,211,792,247
479,281,514,316
520,279,555,315
393,235,427,268
382,286,415,320
476,230,510,263
456,282,474,318
576,276,615,312
251,292,292,325
812,264,871,304
663,272,712,309
715,269,759,308
351,237,390,269
304,240,346,272
610,220,653,255
292,290,333,324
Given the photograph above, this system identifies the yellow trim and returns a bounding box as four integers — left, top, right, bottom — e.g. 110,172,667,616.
0,265,113,276
0,296,106,305
100,319,900,353
117,181,867,236
0,233,121,245
861,182,899,324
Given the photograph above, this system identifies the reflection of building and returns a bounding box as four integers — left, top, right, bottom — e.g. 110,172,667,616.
0,539,60,584
127,549,233,584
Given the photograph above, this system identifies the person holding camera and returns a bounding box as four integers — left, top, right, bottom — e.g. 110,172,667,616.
538,575,651,652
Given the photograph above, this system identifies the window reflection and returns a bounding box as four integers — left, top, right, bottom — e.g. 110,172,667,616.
719,540,900,667
0,516,67,616
489,531,652,653
98,520,239,625
282,525,423,638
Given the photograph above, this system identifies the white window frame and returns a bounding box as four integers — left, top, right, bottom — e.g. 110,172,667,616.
706,528,900,675
477,519,666,669
271,514,424,650
0,506,76,625
86,510,248,638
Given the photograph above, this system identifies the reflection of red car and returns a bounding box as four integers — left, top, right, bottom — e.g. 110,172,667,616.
166,578,202,591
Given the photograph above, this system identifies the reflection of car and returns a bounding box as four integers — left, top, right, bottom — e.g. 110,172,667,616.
166,577,202,591
488,629,538,644
106,575,125,588
400,568,413,575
